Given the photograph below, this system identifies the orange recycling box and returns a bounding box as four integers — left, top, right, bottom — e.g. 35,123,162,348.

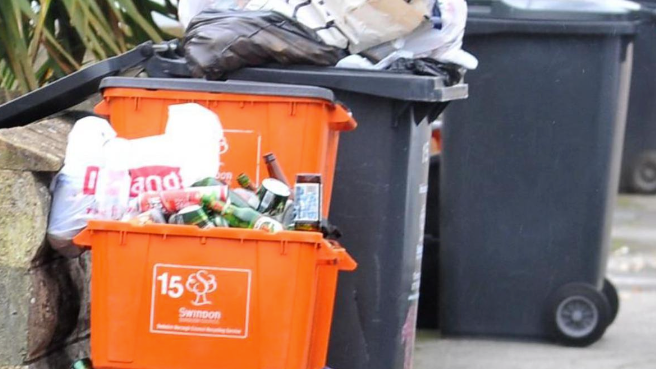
94,77,357,216
74,222,356,369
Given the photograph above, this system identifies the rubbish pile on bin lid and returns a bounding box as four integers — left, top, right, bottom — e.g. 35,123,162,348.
178,0,478,78
48,103,338,258
0,0,475,128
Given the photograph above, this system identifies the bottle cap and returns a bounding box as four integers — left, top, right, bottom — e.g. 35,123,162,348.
263,152,275,163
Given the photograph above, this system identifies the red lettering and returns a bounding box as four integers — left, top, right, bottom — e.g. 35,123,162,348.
163,171,181,190
83,166,100,195
145,175,162,192
129,166,183,197
131,177,144,195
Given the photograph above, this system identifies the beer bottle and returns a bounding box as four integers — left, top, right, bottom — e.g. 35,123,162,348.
236,173,258,192
293,174,322,232
212,215,230,228
228,188,256,209
234,173,261,208
192,177,221,187
264,153,291,188
233,188,261,209
193,177,253,209
178,205,215,229
206,200,283,233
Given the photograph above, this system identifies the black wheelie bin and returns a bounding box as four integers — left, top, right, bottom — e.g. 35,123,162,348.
439,0,635,347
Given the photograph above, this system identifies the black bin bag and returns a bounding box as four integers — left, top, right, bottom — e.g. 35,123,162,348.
183,10,344,79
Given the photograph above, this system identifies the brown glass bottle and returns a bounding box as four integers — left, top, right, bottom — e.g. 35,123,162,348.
264,153,290,188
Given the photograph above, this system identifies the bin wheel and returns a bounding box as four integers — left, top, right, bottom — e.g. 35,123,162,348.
630,151,656,194
602,278,620,325
547,283,610,347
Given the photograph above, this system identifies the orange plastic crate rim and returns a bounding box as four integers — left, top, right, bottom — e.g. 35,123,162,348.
73,222,357,271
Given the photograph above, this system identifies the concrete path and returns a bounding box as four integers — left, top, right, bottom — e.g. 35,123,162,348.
414,195,656,369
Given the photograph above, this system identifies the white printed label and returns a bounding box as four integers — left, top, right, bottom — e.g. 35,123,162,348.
150,264,251,338
294,183,321,222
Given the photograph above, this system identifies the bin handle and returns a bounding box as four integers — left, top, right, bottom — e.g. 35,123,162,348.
320,240,357,271
73,228,93,249
94,99,110,116
335,248,357,271
328,104,357,132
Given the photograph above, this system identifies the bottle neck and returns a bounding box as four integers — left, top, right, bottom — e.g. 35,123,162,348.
212,200,230,215
237,174,257,192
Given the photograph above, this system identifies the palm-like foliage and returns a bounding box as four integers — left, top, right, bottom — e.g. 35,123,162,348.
0,0,179,93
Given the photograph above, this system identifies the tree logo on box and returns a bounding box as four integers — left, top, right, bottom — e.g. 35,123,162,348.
186,270,218,306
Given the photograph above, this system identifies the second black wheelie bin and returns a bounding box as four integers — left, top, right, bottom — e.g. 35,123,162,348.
228,67,467,369
439,0,635,346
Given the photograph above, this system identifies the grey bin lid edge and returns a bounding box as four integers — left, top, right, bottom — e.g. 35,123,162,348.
471,0,639,20
99,77,336,103
466,0,641,35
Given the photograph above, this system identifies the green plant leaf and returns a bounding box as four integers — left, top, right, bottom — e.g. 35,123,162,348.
0,0,180,93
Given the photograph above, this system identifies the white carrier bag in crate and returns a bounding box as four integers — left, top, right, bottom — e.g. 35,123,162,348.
47,103,224,257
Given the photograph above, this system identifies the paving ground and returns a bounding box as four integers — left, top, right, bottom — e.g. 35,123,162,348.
414,195,656,369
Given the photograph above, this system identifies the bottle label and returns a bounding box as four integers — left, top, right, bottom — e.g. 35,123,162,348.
294,183,321,222
253,216,283,233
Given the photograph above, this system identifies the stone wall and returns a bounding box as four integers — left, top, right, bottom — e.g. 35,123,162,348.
0,116,90,369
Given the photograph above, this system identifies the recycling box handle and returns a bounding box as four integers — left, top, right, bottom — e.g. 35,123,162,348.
328,104,357,132
319,240,357,271
94,99,110,116
73,228,93,249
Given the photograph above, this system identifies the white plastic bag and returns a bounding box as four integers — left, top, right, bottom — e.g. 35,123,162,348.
165,103,224,187
47,174,97,258
47,116,117,257
47,104,224,257
244,0,350,49
320,0,431,53
124,103,224,196
360,0,478,70
243,0,431,53
95,138,132,220
429,0,478,69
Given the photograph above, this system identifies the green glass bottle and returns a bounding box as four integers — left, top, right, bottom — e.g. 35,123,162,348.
191,177,221,187
194,177,252,209
236,173,258,192
207,200,283,232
